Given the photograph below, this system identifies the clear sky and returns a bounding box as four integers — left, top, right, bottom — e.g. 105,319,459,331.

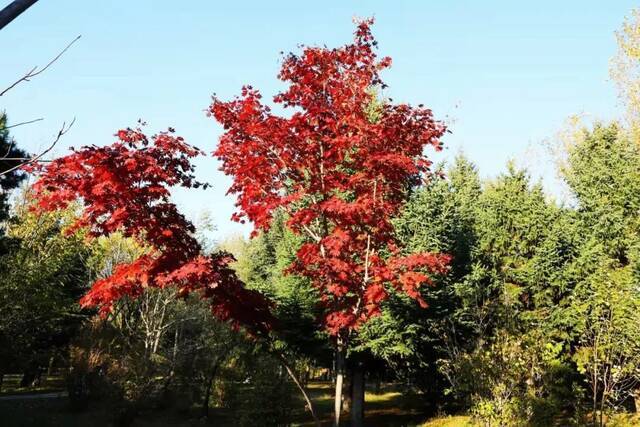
1,1,635,238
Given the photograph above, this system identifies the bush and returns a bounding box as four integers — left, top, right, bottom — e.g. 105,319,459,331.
453,331,578,426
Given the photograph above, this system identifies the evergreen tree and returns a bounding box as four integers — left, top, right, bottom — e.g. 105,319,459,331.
0,112,28,226
562,122,640,422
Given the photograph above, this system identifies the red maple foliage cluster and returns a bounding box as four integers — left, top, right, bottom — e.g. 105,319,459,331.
31,126,273,335
210,19,450,336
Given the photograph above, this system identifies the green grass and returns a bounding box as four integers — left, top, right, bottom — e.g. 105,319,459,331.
421,415,472,427
604,413,640,427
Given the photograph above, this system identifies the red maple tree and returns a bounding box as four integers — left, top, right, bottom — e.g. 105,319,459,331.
210,18,450,424
31,125,274,335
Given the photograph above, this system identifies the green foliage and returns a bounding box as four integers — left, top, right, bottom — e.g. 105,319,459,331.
355,156,482,401
234,212,330,363
561,123,640,424
0,113,28,225
562,122,640,264
375,154,586,422
0,192,90,377
66,290,260,423
219,350,297,426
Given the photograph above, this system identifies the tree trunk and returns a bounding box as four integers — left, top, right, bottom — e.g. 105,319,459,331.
343,369,352,413
592,378,598,427
202,360,220,418
47,354,55,376
0,0,38,31
20,369,38,388
334,342,346,427
162,327,181,394
350,362,365,427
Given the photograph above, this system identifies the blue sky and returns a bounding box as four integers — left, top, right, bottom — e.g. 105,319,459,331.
1,1,635,238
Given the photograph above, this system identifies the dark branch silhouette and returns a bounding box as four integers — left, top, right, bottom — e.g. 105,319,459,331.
0,0,39,31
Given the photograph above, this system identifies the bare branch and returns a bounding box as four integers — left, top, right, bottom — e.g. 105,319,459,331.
1,118,45,159
3,117,44,130
0,0,39,31
0,118,75,178
0,35,81,97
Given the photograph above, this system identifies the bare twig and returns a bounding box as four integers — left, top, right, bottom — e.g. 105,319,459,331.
3,117,44,130
1,118,45,159
0,118,75,178
0,35,81,97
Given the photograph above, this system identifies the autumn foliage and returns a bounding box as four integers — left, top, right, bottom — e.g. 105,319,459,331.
31,126,273,335
210,19,450,337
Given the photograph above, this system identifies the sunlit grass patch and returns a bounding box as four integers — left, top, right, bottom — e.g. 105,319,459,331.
421,415,472,427
365,391,402,403
606,412,640,427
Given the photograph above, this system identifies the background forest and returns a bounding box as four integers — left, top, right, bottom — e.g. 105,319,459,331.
3,3,640,427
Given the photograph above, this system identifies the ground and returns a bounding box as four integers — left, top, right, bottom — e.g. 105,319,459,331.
0,376,461,426
292,382,432,426
8,376,637,426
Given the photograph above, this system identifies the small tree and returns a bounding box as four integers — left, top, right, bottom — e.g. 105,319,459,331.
0,194,90,389
210,19,449,426
561,122,640,424
573,262,640,427
30,125,274,334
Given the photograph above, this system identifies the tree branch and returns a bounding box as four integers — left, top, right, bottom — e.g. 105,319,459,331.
3,117,44,130
0,0,39,31
0,118,75,177
0,35,81,97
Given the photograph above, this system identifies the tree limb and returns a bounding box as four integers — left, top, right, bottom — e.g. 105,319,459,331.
3,117,44,130
0,118,75,178
0,35,81,97
0,0,39,31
